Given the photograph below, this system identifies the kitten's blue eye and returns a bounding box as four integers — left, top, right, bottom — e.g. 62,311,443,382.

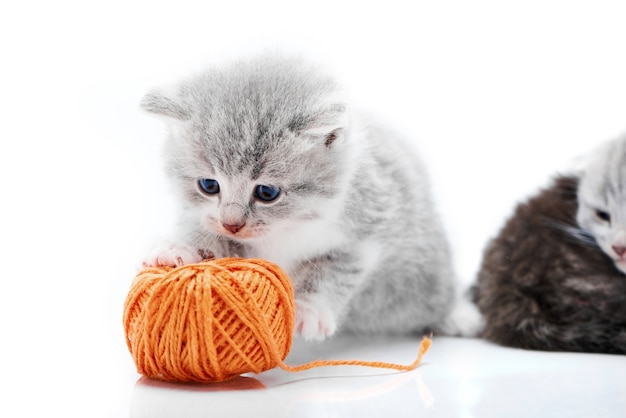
255,185,281,202
198,179,220,195
596,209,611,223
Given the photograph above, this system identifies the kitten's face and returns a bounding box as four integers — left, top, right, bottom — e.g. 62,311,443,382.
576,138,626,273
169,122,349,243
142,56,352,244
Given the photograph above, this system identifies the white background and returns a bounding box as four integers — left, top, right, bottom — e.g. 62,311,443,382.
2,1,626,416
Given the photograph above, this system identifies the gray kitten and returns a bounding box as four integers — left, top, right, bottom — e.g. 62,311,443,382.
141,54,472,341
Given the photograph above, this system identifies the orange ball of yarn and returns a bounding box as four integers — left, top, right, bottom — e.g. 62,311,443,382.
123,258,295,383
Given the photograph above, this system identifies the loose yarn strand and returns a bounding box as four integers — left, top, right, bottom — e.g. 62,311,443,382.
278,336,432,373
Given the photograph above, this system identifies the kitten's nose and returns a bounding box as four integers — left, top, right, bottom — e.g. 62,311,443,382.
223,222,246,234
612,246,626,257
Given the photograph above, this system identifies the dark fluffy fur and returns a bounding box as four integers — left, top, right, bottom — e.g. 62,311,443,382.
474,176,626,353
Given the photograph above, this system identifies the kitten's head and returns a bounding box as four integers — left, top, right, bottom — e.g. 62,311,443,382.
141,54,354,243
576,136,626,273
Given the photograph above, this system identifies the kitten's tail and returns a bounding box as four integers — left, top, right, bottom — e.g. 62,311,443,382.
437,287,485,337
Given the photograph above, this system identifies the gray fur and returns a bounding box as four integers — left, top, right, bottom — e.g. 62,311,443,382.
141,54,461,340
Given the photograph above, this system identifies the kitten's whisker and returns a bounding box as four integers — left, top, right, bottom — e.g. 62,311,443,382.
544,217,599,248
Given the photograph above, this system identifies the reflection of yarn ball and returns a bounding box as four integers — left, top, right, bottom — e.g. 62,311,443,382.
123,258,295,383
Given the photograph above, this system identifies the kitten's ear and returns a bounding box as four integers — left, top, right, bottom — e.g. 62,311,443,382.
303,125,345,148
140,86,191,121
300,104,349,148
567,154,592,177
567,138,617,177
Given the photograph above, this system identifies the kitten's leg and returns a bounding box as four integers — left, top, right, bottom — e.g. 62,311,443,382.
292,249,368,341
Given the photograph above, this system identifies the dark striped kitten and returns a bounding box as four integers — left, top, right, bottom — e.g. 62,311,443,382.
474,137,626,353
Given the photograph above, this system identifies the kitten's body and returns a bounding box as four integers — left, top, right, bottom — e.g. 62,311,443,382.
141,55,467,340
474,137,626,353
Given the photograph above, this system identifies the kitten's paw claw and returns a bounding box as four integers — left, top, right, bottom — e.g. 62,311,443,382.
294,298,337,341
143,242,203,267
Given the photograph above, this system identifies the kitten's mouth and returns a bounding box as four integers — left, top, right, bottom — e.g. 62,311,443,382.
222,230,254,239
217,227,260,240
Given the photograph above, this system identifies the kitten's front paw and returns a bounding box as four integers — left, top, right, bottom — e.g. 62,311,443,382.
294,298,338,341
143,242,205,267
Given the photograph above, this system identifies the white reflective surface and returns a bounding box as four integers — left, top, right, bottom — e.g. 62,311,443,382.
127,336,626,418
